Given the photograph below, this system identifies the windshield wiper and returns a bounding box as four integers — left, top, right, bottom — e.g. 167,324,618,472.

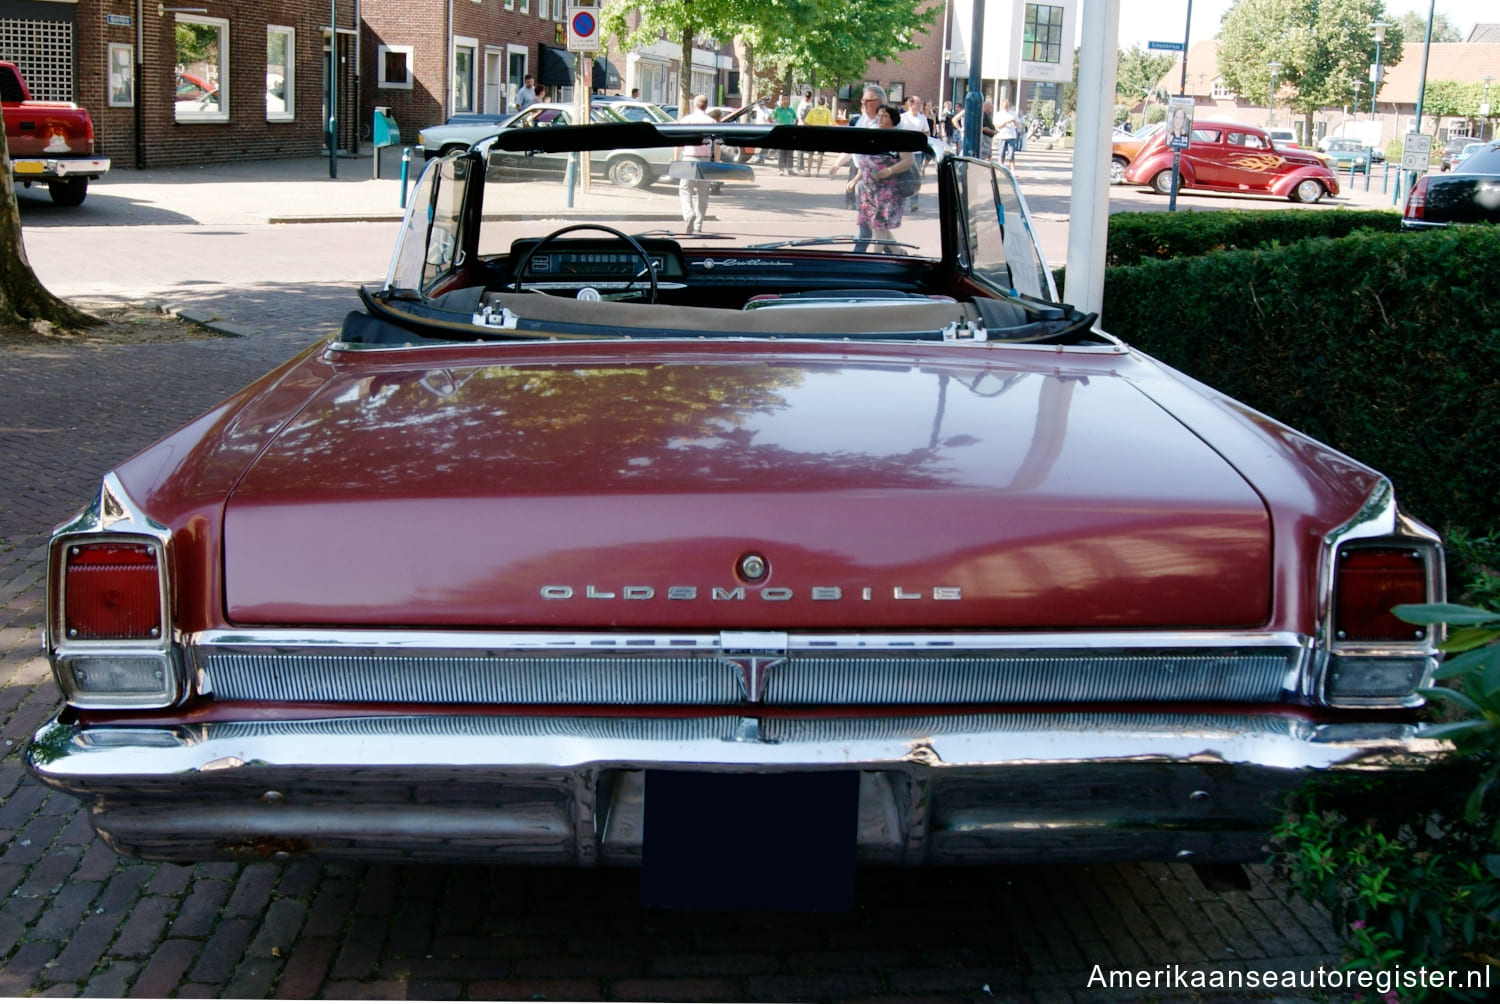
634,228,732,240
747,236,919,251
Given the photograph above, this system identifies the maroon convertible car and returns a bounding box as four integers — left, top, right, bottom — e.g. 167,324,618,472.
27,121,1444,906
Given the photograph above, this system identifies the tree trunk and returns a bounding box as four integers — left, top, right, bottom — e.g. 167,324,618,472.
736,38,756,106
0,114,101,331
679,27,695,112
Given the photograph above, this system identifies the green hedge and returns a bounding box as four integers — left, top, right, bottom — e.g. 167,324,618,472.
1101,225,1500,542
1104,208,1401,266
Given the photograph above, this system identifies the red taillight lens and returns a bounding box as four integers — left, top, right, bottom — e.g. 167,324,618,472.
1404,177,1428,219
64,542,162,640
1334,548,1428,642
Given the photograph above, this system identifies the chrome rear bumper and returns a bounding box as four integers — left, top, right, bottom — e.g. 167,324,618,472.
11,156,110,179
27,711,1445,865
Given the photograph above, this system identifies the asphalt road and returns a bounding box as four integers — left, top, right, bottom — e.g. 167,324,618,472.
0,148,1366,1002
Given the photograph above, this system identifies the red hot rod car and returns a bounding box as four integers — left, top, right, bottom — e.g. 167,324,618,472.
1125,119,1340,203
27,121,1443,902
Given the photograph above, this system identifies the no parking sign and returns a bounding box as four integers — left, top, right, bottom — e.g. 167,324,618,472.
566,4,599,52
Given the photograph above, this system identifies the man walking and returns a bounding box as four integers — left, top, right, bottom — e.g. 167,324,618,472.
675,94,717,234
515,74,537,111
770,94,797,174
899,95,930,211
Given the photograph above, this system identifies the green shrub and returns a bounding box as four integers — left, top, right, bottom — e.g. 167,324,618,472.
1104,208,1401,266
1270,602,1500,1001
1101,225,1500,556
1270,769,1500,1002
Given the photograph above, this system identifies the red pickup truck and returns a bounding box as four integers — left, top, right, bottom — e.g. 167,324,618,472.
2,60,109,206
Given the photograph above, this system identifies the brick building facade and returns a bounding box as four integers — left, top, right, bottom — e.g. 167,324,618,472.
360,0,595,142
2,0,361,169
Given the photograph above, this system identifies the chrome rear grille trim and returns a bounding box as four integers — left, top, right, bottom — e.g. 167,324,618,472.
767,654,1291,704
205,715,745,743
198,646,1301,706
204,653,740,705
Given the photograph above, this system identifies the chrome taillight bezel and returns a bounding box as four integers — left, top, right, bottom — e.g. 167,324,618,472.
1314,482,1444,709
46,474,183,709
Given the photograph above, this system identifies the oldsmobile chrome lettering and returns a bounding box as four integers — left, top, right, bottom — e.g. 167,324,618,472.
539,585,963,601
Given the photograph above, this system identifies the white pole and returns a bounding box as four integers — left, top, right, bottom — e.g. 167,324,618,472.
1065,0,1120,320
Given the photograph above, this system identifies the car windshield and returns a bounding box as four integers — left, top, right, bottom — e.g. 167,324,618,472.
369,121,1078,348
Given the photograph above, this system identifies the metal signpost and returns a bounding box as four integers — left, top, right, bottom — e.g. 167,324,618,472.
565,1,599,197
1150,0,1192,212
1165,96,1194,213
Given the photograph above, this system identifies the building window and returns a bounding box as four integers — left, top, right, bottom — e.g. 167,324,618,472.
174,15,229,123
1211,79,1236,100
107,42,134,108
378,44,414,89
551,0,565,21
1022,4,1064,64
453,37,477,113
519,0,530,13
266,25,294,121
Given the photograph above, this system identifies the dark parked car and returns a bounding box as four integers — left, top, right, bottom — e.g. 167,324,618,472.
1440,134,1481,171
1403,140,1500,229
1125,119,1340,202
27,121,1446,903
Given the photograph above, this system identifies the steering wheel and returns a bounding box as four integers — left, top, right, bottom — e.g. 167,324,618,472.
510,223,659,304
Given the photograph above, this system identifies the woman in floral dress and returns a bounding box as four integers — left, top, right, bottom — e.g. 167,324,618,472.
829,103,915,253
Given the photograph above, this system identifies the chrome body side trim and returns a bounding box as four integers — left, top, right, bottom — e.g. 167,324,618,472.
26,713,1448,866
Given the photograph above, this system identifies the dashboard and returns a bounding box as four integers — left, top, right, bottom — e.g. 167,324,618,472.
506,237,687,291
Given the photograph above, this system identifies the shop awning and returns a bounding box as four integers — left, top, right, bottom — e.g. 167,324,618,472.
537,45,623,91
593,57,621,91
537,45,573,88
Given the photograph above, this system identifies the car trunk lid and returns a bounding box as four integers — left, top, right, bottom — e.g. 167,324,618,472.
222,347,1272,630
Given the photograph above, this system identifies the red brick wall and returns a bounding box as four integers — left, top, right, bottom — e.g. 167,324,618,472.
75,0,354,169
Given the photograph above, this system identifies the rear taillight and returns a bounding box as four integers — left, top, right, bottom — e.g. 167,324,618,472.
1404,176,1428,219
52,532,180,709
63,541,162,640
1324,542,1439,707
1333,547,1428,643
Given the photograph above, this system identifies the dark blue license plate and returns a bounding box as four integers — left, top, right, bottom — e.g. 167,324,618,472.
641,771,858,910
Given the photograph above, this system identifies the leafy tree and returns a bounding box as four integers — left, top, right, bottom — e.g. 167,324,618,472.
0,120,99,331
1116,46,1178,103
1217,0,1405,138
748,0,937,98
1397,8,1462,44
1421,79,1483,118
599,0,934,109
600,0,750,110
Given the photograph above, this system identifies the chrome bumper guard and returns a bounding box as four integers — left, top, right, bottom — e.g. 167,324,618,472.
27,711,1446,866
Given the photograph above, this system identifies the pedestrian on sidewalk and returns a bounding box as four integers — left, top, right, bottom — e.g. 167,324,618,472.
828,101,912,254
771,95,798,174
675,94,718,234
